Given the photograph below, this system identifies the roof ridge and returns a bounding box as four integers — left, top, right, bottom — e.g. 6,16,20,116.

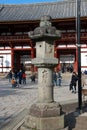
0,0,87,22
0,0,87,7
0,1,77,8
0,0,87,8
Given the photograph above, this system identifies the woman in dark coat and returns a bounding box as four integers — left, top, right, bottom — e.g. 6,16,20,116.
70,71,78,93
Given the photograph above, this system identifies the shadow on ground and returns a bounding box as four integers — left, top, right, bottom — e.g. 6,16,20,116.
61,102,87,130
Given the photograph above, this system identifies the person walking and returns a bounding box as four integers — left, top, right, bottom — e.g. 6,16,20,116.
17,70,23,85
22,72,26,84
8,70,12,82
57,70,62,86
81,72,86,88
31,72,36,82
70,71,78,93
53,71,57,86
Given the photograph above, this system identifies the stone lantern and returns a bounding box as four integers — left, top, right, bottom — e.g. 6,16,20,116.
21,15,65,130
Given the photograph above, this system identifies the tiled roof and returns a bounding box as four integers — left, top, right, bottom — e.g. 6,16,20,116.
0,0,87,22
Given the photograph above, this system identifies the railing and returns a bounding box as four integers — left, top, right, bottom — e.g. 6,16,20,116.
0,35,29,42
62,32,87,38
62,32,75,38
0,32,87,42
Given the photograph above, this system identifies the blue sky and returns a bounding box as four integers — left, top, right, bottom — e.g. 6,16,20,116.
0,0,63,4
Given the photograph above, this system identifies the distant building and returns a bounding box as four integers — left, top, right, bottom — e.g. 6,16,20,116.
0,0,87,72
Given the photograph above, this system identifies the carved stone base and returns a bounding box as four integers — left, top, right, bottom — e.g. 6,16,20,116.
20,102,64,130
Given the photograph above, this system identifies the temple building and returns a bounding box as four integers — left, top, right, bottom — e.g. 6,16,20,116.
0,0,87,73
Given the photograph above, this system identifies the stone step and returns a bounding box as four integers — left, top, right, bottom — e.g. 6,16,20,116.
73,128,87,130
72,112,87,130
0,108,28,130
76,113,87,125
74,124,87,130
20,126,31,130
75,121,87,128
20,121,68,130
20,126,68,130
61,127,68,130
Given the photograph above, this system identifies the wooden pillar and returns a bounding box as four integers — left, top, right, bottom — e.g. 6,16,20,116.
2,57,3,73
0,56,3,73
54,43,57,58
17,54,20,71
74,47,78,72
11,47,14,72
55,47,60,71
31,47,35,72
54,43,59,71
31,47,35,59
57,50,61,71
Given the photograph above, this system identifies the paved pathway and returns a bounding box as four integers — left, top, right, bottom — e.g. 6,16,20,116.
0,73,78,129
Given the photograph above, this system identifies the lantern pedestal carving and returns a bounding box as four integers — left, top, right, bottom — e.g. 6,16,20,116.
24,103,64,130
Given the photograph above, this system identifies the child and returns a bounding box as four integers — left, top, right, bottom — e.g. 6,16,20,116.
11,78,17,88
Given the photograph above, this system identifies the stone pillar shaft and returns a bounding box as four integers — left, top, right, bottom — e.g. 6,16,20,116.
38,68,54,103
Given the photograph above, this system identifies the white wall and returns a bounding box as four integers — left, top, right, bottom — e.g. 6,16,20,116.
0,50,11,72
